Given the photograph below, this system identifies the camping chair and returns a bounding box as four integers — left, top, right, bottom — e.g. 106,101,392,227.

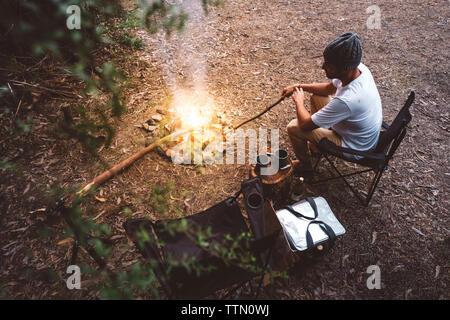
124,177,280,299
310,91,415,206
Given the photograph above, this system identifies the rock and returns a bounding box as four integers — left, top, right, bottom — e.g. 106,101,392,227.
141,123,157,132
152,114,163,122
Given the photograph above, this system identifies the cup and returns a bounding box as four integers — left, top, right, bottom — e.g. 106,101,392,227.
273,149,289,169
255,154,270,175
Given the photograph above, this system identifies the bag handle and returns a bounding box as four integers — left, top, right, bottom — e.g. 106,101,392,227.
305,220,336,249
284,196,319,220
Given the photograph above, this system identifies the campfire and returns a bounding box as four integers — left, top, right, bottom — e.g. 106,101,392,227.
139,89,287,167
163,90,231,164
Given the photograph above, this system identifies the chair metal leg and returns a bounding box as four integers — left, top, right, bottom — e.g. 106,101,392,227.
318,154,372,206
364,169,384,206
311,153,387,206
310,167,373,184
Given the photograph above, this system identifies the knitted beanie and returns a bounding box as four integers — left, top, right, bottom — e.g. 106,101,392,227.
323,32,362,70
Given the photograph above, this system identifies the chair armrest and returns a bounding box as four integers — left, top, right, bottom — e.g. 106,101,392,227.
318,138,386,161
382,121,390,129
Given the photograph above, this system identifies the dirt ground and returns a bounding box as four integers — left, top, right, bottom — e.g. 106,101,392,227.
1,0,449,299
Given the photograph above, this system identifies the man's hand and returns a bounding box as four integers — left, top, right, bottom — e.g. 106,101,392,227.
281,84,300,97
292,87,305,105
292,87,317,131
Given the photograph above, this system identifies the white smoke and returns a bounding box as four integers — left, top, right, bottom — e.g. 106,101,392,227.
142,0,209,94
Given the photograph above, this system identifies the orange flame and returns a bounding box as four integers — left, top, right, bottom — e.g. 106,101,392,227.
172,89,216,130
169,89,227,163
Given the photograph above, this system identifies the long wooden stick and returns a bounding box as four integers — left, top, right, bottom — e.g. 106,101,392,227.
74,129,191,198
230,96,286,131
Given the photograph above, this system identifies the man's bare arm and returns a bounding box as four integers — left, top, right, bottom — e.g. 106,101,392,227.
299,82,337,96
282,82,336,97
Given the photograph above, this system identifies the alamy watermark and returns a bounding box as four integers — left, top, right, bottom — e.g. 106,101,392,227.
366,265,381,289
66,5,81,30
169,128,281,175
366,5,381,30
66,265,81,290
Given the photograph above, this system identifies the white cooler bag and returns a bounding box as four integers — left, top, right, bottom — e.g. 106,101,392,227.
275,196,345,252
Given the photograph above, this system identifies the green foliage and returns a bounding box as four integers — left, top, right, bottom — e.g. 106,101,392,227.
64,194,112,248
201,0,225,13
118,31,145,50
122,207,133,218
14,117,33,135
0,0,121,57
0,159,16,171
99,261,159,299
44,184,81,205
118,10,144,29
58,105,115,153
35,227,54,239
150,180,174,216
90,238,111,258
80,264,97,275
1,112,35,138
1,1,125,152
138,0,188,35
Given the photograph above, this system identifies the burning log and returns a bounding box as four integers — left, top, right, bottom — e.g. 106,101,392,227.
160,90,231,164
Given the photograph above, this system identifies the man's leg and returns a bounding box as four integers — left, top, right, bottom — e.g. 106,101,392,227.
309,94,332,154
287,94,338,169
310,94,331,114
287,118,341,169
287,119,311,166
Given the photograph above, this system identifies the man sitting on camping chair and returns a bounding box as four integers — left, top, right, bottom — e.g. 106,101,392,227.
282,32,383,177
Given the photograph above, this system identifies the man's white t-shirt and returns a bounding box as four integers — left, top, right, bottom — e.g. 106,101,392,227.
311,63,382,159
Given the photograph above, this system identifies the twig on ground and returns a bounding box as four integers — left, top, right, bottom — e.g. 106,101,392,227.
10,80,82,98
